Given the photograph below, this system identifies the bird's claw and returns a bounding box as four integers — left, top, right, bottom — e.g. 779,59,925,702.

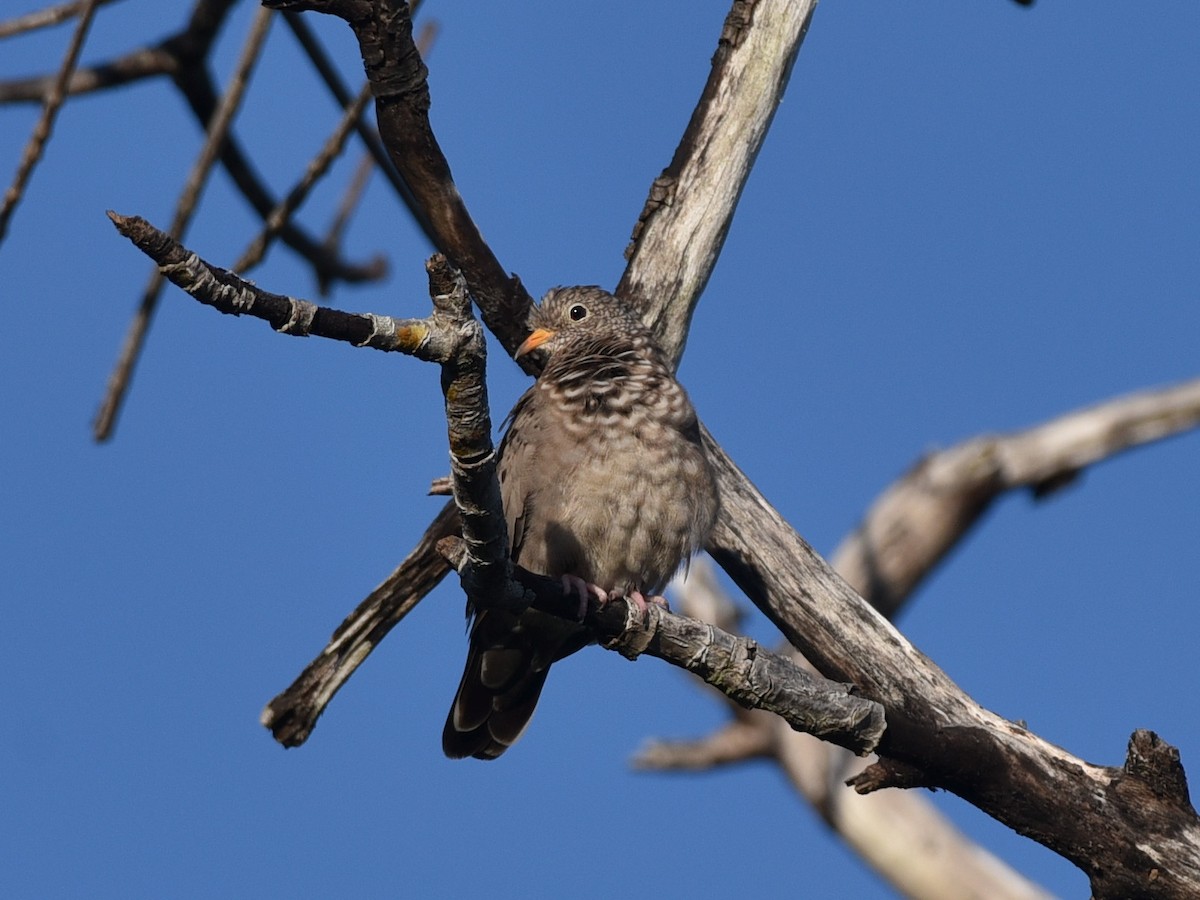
627,590,670,615
561,574,608,620
558,579,668,620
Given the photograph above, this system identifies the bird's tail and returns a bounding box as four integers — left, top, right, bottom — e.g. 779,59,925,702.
442,609,554,760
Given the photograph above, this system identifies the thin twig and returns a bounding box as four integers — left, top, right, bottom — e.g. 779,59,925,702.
0,0,100,244
92,6,274,442
280,10,432,240
320,151,374,267
233,81,374,273
0,0,120,40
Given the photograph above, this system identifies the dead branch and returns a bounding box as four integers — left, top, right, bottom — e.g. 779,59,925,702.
108,212,421,353
233,80,374,273
835,378,1200,619
652,377,1200,896
651,563,1055,900
617,0,816,363
437,537,886,757
0,0,120,40
0,0,99,244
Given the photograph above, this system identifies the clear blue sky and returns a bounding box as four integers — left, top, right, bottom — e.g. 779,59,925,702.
3,2,1198,897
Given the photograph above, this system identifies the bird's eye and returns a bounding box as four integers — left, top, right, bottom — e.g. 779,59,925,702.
569,304,588,321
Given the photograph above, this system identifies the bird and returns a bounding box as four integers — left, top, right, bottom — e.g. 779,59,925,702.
442,285,719,760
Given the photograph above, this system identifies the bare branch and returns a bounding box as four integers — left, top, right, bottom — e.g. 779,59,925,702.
437,537,886,757
0,0,236,103
833,377,1200,619
618,0,815,362
666,380,1200,897
0,0,387,284
107,212,428,354
0,0,100,244
233,80,374,273
0,0,121,40
663,565,1055,900
705,414,1200,897
93,7,276,441
262,501,457,747
263,0,536,359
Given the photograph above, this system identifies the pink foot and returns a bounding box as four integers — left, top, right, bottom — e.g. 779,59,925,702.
627,591,670,615
561,574,608,619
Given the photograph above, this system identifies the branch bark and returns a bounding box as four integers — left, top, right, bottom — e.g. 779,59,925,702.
834,378,1200,619
437,537,886,757
617,0,815,363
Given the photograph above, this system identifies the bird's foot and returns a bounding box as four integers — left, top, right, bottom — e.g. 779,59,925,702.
627,590,670,615
561,574,608,620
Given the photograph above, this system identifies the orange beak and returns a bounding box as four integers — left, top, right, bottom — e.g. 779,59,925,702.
515,327,555,359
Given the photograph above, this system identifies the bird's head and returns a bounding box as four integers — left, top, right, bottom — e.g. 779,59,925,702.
515,286,650,360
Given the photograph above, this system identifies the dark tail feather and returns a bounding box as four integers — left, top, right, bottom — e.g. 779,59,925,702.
442,612,552,760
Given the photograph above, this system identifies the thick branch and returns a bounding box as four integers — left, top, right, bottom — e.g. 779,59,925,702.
705,424,1200,897
617,0,815,362
644,378,1200,896
263,500,457,746
646,563,1055,900
833,377,1200,619
263,0,534,359
764,381,1200,896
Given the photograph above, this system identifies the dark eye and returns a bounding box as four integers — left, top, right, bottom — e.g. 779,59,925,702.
569,304,588,321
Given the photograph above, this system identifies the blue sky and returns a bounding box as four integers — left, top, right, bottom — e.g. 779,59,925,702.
3,1,1198,897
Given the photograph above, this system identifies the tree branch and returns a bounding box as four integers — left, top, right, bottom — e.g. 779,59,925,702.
833,377,1200,619
648,562,1055,900
108,212,426,353
263,0,536,361
704,416,1200,897
436,537,886,757
0,0,99,244
617,0,816,361
639,377,1200,898
279,9,435,245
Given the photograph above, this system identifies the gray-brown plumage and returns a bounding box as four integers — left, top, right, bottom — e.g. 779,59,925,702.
442,286,719,760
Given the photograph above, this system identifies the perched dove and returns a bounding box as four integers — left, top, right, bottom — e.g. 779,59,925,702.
442,286,718,759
